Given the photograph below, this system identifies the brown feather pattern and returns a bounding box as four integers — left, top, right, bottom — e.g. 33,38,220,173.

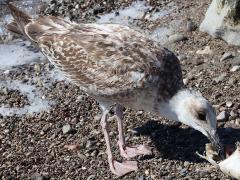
7,8,183,110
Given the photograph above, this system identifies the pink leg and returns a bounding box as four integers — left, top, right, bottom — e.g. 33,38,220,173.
100,108,138,177
116,104,152,159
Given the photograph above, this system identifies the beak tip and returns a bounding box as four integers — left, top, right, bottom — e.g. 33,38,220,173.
208,132,225,159
211,139,225,159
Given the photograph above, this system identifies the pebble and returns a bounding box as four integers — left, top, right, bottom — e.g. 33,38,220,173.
231,57,240,65
3,70,10,74
235,118,240,126
184,161,190,167
220,52,234,61
78,153,86,160
195,58,204,65
86,175,96,180
32,174,50,180
179,168,188,176
62,124,73,134
94,114,101,121
217,111,227,121
136,110,143,115
86,140,95,148
230,110,237,118
196,46,212,55
186,19,197,32
137,175,144,180
177,54,187,61
168,34,187,43
228,77,237,84
76,95,86,102
213,73,226,83
183,78,188,85
145,169,150,175
226,101,233,108
131,128,141,136
64,144,80,151
34,64,41,73
230,65,240,72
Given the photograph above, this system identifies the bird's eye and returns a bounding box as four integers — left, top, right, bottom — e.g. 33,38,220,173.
198,111,206,121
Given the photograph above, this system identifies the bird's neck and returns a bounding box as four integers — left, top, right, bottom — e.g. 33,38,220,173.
156,101,179,122
155,89,187,122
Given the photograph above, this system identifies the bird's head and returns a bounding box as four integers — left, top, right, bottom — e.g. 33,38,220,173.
167,89,222,153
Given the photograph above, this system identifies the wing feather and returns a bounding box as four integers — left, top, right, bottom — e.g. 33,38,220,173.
26,17,182,96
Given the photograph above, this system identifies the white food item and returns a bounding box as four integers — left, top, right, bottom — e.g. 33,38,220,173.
219,146,240,179
196,142,240,179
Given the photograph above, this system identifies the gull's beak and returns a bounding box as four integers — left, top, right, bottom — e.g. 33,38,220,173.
207,131,225,159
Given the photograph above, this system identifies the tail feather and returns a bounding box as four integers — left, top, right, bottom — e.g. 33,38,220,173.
25,16,72,42
6,2,73,43
6,2,32,36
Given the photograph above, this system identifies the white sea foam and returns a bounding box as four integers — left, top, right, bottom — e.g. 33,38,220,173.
0,40,43,70
97,1,175,25
149,20,181,45
0,80,52,116
97,1,178,45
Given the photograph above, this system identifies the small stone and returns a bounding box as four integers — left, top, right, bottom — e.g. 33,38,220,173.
196,46,212,55
230,120,235,124
76,95,86,102
34,64,41,72
179,168,188,176
226,101,233,108
64,144,80,151
94,114,101,121
177,54,187,61
138,11,146,19
195,58,204,65
3,70,10,74
183,161,190,167
230,65,240,72
136,110,143,115
87,175,96,180
137,175,144,180
217,111,227,121
32,174,50,180
183,78,188,85
86,140,95,149
228,77,237,84
231,57,240,66
168,34,187,43
213,73,226,83
131,128,140,136
62,124,74,134
235,118,240,126
220,52,234,61
90,150,97,157
230,110,237,118
78,153,86,159
186,19,197,32
145,169,150,175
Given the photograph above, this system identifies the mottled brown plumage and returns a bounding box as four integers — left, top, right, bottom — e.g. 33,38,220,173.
25,17,183,106
7,2,222,177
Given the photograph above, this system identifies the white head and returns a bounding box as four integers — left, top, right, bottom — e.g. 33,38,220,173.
159,89,221,151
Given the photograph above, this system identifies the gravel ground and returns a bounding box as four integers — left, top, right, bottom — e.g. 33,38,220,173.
0,0,240,179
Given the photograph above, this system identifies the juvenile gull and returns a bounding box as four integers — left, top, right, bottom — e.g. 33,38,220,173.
7,3,222,176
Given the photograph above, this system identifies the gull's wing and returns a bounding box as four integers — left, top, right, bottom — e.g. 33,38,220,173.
25,17,183,96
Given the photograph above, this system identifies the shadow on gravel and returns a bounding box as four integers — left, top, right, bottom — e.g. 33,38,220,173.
133,120,240,163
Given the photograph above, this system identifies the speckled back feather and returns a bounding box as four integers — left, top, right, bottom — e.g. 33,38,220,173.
7,3,183,104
